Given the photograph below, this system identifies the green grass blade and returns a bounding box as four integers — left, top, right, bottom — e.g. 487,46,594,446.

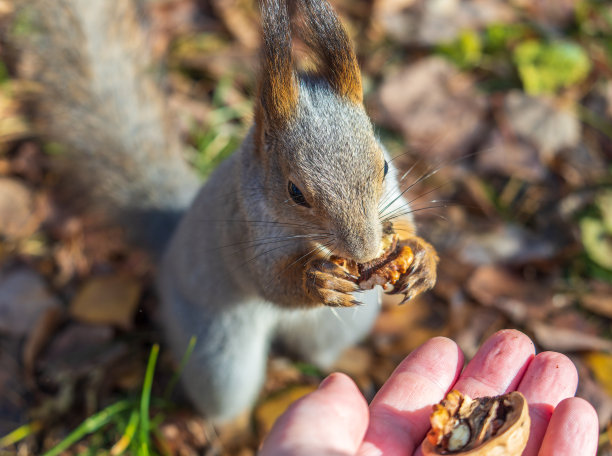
42,400,134,456
138,344,160,456
0,420,43,448
164,335,197,401
110,409,140,456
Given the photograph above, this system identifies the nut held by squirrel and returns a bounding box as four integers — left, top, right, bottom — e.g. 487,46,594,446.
331,233,414,293
421,390,530,456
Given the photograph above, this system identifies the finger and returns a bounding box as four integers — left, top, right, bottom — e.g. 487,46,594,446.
357,337,463,456
453,329,535,397
538,397,599,456
517,352,578,456
259,373,369,456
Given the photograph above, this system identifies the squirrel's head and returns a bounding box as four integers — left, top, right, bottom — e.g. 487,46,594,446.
252,0,389,263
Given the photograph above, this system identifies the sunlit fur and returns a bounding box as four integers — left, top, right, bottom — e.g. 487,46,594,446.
16,0,430,423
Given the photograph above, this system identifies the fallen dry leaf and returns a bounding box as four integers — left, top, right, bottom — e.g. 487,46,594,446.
0,177,42,240
157,413,210,456
0,268,61,338
531,322,612,353
69,275,142,330
0,347,27,435
22,306,65,382
581,293,612,320
504,91,580,161
255,385,317,436
510,0,580,27
375,57,487,160
574,356,612,432
210,0,259,50
458,223,558,266
477,131,547,182
0,88,30,145
373,0,515,46
466,265,552,324
333,346,374,392
585,352,612,398
38,323,126,383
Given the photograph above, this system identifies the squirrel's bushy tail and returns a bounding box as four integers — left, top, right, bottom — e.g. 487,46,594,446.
13,0,200,254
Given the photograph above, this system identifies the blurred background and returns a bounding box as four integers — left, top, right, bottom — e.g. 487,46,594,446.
0,0,611,454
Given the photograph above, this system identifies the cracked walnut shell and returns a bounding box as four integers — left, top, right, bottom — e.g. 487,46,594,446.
331,234,414,292
421,390,530,456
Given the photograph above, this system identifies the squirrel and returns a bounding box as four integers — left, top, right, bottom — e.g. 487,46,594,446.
13,0,439,421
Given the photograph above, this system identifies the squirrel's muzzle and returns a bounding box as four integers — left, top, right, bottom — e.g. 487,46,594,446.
334,221,383,264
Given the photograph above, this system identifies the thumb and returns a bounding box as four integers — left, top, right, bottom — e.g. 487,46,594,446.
260,373,369,456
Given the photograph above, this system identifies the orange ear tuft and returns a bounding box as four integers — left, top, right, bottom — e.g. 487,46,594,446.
258,0,299,130
298,0,362,104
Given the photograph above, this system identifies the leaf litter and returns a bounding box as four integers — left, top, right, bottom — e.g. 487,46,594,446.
0,0,611,454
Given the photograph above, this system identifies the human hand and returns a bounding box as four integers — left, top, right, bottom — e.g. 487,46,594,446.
260,329,599,455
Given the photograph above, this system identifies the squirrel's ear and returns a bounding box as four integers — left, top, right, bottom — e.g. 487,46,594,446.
299,0,362,104
256,0,299,136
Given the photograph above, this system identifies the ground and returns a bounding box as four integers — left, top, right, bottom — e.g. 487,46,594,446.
0,0,611,454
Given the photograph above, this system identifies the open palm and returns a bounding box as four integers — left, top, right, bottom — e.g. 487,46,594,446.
261,330,598,456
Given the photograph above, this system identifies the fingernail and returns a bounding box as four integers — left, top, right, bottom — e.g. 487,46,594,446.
318,374,335,389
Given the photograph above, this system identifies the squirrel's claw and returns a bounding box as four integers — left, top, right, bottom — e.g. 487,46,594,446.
304,259,361,307
388,235,438,303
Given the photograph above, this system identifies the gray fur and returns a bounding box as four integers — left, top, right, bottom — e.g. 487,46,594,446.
14,0,415,421
14,0,200,251
160,79,410,420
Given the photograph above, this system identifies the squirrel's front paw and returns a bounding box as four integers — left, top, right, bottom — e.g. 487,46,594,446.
304,259,361,307
393,236,439,304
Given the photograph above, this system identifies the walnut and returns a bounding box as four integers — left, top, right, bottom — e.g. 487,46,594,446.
331,234,414,292
421,390,530,456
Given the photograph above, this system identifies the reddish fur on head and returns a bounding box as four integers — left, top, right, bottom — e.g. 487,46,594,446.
256,0,363,144
298,0,362,104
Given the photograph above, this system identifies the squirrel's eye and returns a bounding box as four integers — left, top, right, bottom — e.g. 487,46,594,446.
288,181,310,208
383,160,389,178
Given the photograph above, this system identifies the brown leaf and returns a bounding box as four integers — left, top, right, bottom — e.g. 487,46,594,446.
38,323,121,378
0,178,42,240
157,413,210,456
333,346,374,392
0,268,61,338
585,352,612,397
22,306,65,382
581,293,612,320
255,385,317,436
574,356,612,432
210,0,259,50
0,347,27,435
504,91,580,161
374,294,449,356
466,265,552,324
373,0,515,46
69,275,142,330
0,88,30,144
0,0,14,16
458,224,558,266
531,322,612,353
453,307,507,360
510,0,580,27
375,57,487,161
477,131,547,182
263,358,304,395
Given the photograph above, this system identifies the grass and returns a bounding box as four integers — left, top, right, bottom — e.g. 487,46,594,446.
0,338,197,455
191,77,252,178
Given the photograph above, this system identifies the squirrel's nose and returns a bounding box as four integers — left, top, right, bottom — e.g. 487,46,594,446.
336,222,382,264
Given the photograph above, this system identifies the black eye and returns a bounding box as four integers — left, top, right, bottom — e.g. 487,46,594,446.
383,160,389,178
288,181,310,208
